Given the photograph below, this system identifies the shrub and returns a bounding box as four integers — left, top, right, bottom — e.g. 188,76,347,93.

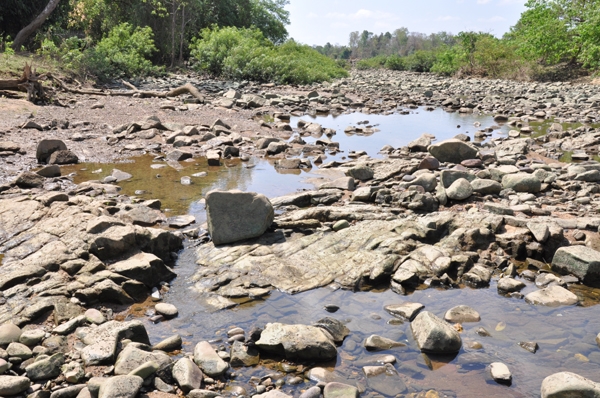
190,26,348,84
384,55,405,71
404,50,437,72
355,55,388,70
86,23,161,80
38,36,88,70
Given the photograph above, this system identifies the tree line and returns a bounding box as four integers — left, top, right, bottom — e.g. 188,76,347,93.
315,0,600,80
1,0,599,82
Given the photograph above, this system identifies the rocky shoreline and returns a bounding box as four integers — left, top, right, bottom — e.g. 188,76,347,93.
1,70,600,397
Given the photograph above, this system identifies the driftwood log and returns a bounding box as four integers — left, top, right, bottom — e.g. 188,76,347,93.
48,74,204,101
0,64,45,102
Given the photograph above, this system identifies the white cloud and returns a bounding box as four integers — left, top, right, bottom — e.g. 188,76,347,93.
437,15,460,21
477,0,492,4
478,15,506,22
324,9,399,22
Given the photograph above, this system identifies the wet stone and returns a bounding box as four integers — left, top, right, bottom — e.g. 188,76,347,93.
154,303,178,318
167,215,196,228
364,335,405,351
384,302,424,321
230,340,260,367
444,305,480,323
323,382,359,398
519,341,539,354
490,362,512,385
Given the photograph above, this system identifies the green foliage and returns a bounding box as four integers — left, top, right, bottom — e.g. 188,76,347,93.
38,23,161,80
85,23,161,79
38,36,89,70
1,39,15,55
508,0,600,69
431,47,462,76
404,50,437,72
384,55,405,71
190,26,347,84
355,55,388,70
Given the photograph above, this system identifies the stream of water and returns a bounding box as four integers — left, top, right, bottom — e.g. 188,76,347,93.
61,107,600,397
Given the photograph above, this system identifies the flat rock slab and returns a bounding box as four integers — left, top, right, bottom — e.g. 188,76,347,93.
362,364,407,396
168,215,196,228
525,285,579,307
194,341,229,377
195,219,405,294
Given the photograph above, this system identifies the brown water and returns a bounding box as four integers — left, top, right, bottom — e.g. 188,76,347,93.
58,111,600,397
61,155,320,217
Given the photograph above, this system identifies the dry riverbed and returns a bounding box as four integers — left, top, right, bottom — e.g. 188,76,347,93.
1,70,600,397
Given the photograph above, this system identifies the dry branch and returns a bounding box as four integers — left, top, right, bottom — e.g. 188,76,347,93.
49,75,204,102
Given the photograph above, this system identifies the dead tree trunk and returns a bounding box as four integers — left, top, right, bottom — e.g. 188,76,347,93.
12,0,61,51
0,64,45,102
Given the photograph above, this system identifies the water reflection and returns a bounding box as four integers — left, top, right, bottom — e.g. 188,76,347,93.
144,269,600,397
61,156,318,216
290,108,512,161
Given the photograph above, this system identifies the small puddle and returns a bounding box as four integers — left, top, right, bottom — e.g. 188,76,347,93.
61,155,320,217
290,108,511,161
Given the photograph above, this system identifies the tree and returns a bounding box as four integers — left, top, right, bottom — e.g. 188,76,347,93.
10,0,61,51
508,0,600,66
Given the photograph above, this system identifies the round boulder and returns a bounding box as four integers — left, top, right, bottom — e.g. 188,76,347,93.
444,305,480,323
541,372,600,398
428,139,479,164
446,178,473,200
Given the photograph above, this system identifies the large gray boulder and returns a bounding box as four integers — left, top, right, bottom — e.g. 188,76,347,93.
205,190,274,245
410,311,462,354
255,323,337,361
428,139,478,164
552,246,600,287
502,173,541,193
541,372,600,398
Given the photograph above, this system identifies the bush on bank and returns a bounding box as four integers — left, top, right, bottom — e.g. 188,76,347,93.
38,23,162,81
190,26,348,84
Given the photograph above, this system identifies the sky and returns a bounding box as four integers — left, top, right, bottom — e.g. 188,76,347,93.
285,0,528,46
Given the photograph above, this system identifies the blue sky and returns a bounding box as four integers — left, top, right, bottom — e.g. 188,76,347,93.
285,0,528,46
